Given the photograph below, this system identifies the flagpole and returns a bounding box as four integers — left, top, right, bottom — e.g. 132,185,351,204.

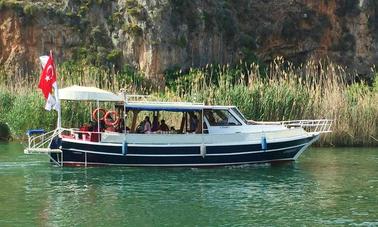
51,50,61,130
56,90,62,130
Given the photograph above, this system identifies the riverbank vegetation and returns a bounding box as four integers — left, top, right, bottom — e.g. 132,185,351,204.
0,58,377,146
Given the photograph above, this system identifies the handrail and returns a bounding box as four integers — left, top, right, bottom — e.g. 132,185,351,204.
123,94,205,106
26,128,64,153
25,128,64,166
249,119,333,134
125,100,205,106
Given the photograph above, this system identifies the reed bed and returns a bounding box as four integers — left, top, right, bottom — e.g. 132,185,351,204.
0,58,377,146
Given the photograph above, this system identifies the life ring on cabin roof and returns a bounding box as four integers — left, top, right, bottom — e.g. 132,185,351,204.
92,108,106,121
104,110,120,126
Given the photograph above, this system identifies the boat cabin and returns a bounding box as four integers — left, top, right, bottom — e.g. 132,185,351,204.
122,102,249,135
57,86,288,144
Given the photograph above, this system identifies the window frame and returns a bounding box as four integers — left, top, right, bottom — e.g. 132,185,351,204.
204,108,242,127
230,107,248,124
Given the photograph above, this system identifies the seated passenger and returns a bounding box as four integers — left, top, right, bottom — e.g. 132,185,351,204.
189,114,199,133
105,125,116,132
92,119,106,132
207,113,216,125
117,118,125,133
158,120,169,132
78,123,90,140
136,121,145,133
151,115,159,132
143,116,152,133
87,122,94,131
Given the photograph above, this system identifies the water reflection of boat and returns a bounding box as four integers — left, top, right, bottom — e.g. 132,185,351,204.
25,86,332,167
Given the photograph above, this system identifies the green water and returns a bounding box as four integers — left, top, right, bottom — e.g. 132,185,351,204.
0,143,377,226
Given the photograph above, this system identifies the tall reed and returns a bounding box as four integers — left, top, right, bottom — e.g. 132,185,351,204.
168,58,378,146
0,58,377,146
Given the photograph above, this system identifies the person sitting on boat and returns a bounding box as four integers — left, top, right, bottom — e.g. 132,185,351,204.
117,118,127,133
151,115,160,132
105,125,116,132
205,111,216,126
143,116,152,133
158,119,169,132
89,120,105,142
136,121,145,133
189,113,199,133
92,119,105,132
170,126,176,133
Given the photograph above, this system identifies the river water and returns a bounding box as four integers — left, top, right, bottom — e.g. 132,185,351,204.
0,142,377,226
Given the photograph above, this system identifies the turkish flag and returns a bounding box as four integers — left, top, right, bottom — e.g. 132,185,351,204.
38,52,59,111
38,53,56,99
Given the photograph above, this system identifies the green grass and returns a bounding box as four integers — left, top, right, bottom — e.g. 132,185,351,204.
1,58,377,146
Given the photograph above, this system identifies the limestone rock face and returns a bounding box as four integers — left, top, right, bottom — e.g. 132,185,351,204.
0,0,377,82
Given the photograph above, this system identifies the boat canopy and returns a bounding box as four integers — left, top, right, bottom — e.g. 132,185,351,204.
125,102,205,112
59,85,123,102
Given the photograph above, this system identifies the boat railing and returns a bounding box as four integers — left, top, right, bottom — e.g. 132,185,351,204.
249,119,333,134
124,94,150,102
123,93,205,106
126,100,205,106
24,128,64,166
25,128,63,153
281,119,333,134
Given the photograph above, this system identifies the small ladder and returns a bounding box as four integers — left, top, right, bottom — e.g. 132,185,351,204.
24,128,64,167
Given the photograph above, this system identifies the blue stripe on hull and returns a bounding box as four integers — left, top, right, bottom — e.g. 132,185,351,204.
205,137,310,154
51,136,316,166
130,146,199,155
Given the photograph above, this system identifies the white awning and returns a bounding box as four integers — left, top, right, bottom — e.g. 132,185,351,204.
58,85,123,102
125,102,205,112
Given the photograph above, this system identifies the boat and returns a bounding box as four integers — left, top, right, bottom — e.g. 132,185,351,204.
25,85,332,167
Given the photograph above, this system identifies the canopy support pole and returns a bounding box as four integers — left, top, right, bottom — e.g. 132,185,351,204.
90,103,93,121
124,92,127,134
97,100,100,134
201,108,206,158
57,108,61,129
56,86,61,130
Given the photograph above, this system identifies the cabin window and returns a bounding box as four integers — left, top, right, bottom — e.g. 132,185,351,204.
204,109,241,126
231,107,248,124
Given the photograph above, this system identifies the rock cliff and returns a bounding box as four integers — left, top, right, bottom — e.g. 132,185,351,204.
0,0,377,83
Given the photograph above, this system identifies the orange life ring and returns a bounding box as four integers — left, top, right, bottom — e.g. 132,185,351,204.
104,110,120,126
92,108,106,121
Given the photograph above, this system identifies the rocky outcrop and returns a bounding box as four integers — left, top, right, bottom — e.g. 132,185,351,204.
0,0,377,83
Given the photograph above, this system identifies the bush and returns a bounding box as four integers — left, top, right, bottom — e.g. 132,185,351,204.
0,122,10,141
0,90,14,122
124,23,143,36
5,92,56,138
90,26,109,45
106,49,123,66
23,3,37,16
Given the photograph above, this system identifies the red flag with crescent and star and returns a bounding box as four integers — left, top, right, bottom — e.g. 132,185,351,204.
38,51,59,111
